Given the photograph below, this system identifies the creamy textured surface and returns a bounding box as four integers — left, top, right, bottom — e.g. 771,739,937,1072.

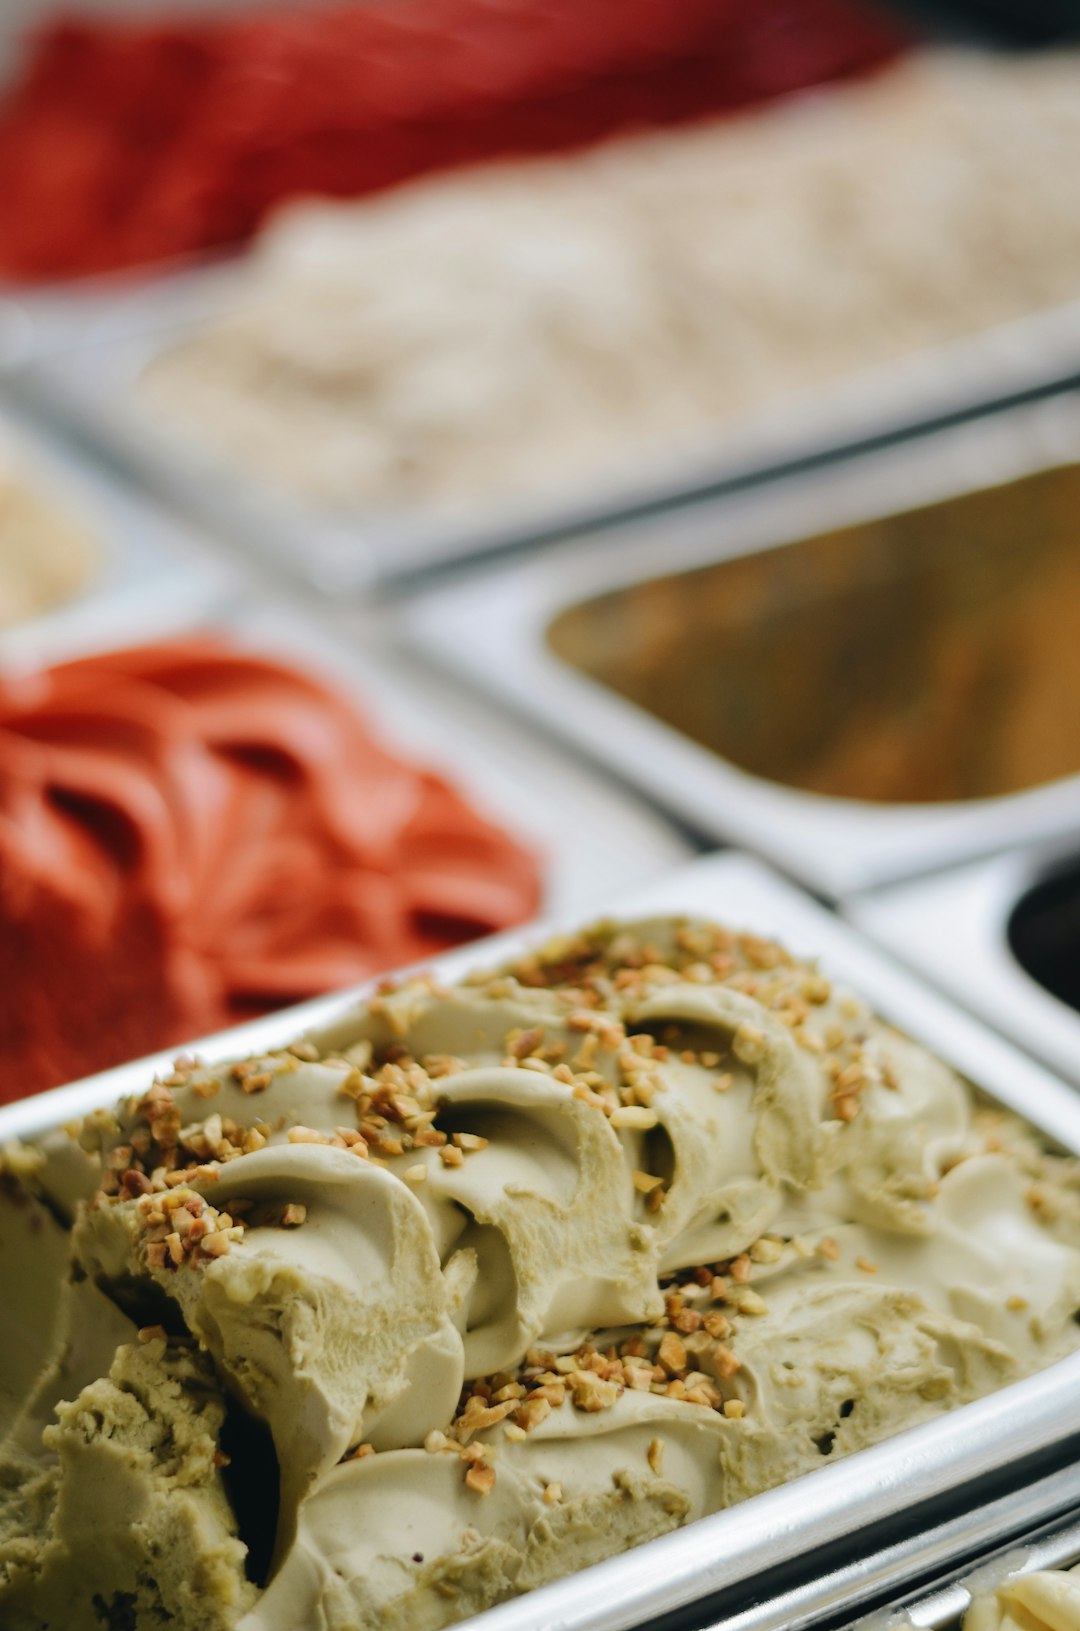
0,638,540,1099
141,50,1080,517
0,440,98,629
964,1565,1080,1631
4,915,1080,1629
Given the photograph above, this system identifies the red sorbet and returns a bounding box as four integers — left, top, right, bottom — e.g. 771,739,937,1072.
0,639,542,1099
0,0,908,280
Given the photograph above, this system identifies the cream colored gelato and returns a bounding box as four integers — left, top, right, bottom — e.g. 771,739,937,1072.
965,1565,1080,1631
0,437,98,628
4,915,1080,1630
141,50,1080,518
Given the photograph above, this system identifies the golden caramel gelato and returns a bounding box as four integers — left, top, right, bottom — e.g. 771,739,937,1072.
4,916,1080,1629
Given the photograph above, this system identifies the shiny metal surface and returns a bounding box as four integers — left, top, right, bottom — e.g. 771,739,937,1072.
714,1465,1080,1631
842,1481,1080,1631
846,839,1080,1090
6,851,1080,1631
4,257,1080,590
402,392,1080,898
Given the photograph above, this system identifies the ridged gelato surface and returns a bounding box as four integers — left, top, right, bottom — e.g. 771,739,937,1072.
3,915,1080,1630
0,638,540,1100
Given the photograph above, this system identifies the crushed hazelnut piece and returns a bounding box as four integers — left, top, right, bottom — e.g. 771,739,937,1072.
657,1332,687,1375
465,1460,496,1495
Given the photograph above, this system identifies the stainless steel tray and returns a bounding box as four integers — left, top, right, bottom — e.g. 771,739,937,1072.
0,400,235,669
841,1481,1080,1631
700,1463,1080,1631
846,839,1080,1092
5,246,1080,593
402,390,1080,899
7,851,1080,1631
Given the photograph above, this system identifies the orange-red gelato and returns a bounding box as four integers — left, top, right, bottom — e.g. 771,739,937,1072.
0,638,541,1100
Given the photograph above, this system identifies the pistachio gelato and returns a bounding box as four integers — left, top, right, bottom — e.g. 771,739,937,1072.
4,915,1080,1631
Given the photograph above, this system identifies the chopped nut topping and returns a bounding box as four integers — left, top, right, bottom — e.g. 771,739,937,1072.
657,1333,687,1375
464,1459,496,1495
633,1170,664,1195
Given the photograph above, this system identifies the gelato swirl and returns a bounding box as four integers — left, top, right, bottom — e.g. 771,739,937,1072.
3,915,1080,1629
0,638,540,1099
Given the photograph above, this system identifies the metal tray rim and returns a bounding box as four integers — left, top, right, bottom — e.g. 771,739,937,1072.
847,839,1080,1091
401,392,1080,898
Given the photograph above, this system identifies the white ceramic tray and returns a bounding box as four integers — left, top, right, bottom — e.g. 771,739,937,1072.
6,852,1080,1631
402,390,1080,899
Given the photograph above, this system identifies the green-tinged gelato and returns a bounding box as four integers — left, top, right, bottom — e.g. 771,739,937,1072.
3,915,1080,1630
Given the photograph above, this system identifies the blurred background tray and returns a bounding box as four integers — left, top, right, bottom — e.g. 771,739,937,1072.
7,260,1080,596
401,389,1080,899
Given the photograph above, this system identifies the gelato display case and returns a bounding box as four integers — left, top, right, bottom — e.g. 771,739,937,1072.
4,10,1080,1629
404,390,1080,897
